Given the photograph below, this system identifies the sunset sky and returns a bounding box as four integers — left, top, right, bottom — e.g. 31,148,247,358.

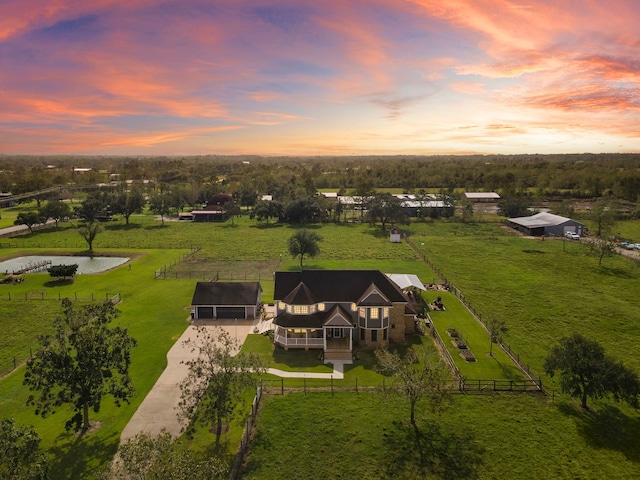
1,0,639,156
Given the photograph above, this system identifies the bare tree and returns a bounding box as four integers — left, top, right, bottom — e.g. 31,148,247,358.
375,347,453,426
178,327,266,445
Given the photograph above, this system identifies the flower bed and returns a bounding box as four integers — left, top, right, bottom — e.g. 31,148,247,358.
460,348,476,362
455,338,467,349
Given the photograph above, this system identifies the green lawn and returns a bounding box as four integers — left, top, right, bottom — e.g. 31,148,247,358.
1,215,639,478
427,291,523,380
408,221,640,382
244,391,640,480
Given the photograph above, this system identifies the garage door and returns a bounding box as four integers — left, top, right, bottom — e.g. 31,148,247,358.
197,307,214,319
216,307,246,319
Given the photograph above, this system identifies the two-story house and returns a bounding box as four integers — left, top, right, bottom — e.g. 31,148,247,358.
273,270,417,363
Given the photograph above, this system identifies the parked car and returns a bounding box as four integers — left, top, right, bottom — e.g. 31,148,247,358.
565,232,581,240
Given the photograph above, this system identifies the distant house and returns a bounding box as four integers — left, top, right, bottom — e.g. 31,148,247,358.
191,282,262,320
507,212,584,237
191,193,234,222
464,192,500,203
273,270,417,364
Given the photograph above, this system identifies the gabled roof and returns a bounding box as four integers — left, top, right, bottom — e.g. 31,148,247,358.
274,270,407,304
323,305,354,327
358,283,392,306
508,212,582,228
282,282,317,305
191,282,262,306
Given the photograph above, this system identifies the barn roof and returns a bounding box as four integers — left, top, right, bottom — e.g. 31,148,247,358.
508,212,581,228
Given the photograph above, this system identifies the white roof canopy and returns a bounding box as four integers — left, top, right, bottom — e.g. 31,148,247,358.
386,273,426,291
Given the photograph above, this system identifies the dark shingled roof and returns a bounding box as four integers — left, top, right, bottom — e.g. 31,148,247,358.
274,270,407,304
191,282,262,306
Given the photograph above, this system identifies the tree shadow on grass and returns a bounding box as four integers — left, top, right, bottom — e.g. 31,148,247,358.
249,222,285,230
597,266,635,279
144,224,169,230
48,428,119,479
558,402,640,462
43,278,74,287
382,419,484,480
104,223,143,231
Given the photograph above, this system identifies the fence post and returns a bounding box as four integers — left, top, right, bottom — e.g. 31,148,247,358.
281,377,284,395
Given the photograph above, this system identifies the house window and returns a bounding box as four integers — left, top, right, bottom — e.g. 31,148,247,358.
360,328,365,340
371,330,378,342
383,329,388,340
286,304,293,313
370,308,379,319
310,305,316,313
359,307,366,318
293,305,308,314
391,323,396,329
318,303,325,311
383,307,389,318
351,303,357,311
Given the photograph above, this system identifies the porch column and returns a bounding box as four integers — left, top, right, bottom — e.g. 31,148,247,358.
349,328,353,350
323,328,327,350
305,329,309,351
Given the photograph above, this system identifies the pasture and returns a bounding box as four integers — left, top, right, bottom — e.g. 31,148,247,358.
0,215,639,478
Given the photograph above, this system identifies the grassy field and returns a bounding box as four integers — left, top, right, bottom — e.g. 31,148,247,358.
1,215,639,478
244,392,639,480
407,220,640,379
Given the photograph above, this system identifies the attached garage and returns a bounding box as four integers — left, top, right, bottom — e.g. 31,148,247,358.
191,281,262,320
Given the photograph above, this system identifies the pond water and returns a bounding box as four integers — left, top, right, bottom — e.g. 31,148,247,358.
0,256,130,274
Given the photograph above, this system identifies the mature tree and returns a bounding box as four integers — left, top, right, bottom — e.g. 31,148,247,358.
287,229,322,268
77,192,110,222
47,264,78,280
222,201,241,225
0,418,49,480
589,199,617,237
149,192,172,225
375,347,453,426
112,188,145,225
589,237,618,266
544,333,640,409
234,184,258,208
486,316,508,357
24,299,137,431
250,200,283,224
98,430,227,480
178,327,266,445
39,200,70,229
14,212,44,234
459,197,474,223
497,195,531,218
365,192,408,231
283,196,322,223
77,221,102,254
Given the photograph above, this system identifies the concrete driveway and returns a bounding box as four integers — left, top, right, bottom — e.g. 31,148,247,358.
120,318,256,441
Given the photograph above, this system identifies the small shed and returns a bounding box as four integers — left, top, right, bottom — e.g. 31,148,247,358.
191,282,262,320
507,212,584,237
390,227,401,243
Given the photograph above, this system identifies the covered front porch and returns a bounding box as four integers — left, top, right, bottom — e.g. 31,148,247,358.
273,325,353,353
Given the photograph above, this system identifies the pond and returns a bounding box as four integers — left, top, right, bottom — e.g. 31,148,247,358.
0,256,130,274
